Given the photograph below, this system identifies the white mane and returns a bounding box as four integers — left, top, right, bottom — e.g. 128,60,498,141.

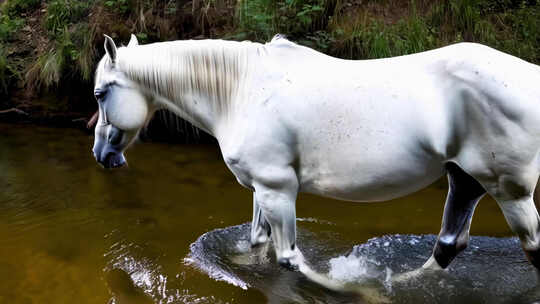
93,36,305,135
115,39,260,115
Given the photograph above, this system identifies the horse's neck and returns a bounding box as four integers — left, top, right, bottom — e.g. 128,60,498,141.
120,40,255,135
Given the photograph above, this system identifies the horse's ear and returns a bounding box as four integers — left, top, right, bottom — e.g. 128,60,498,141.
128,34,139,47
104,34,117,64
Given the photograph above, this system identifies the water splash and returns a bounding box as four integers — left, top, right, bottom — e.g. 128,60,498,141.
187,223,540,304
104,238,222,304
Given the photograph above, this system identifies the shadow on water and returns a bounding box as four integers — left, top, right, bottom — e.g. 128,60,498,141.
186,223,540,304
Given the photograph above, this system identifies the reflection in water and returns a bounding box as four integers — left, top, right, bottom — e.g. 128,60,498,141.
0,123,530,303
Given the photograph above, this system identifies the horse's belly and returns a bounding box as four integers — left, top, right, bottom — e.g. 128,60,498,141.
289,83,447,202
298,146,445,202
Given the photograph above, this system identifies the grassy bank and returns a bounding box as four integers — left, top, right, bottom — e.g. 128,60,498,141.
0,0,539,124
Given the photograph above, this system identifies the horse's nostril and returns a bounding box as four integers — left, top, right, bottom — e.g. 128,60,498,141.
102,151,126,169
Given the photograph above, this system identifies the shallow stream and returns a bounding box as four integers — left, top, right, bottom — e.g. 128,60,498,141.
0,123,533,303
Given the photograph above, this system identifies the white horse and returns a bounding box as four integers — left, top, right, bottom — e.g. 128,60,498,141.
92,34,540,279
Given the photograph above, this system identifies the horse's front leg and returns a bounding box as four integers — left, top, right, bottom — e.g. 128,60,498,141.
250,192,271,247
253,168,304,270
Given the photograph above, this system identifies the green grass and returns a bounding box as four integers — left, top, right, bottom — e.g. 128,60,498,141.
0,0,26,96
492,5,540,63
3,0,540,99
103,0,131,15
1,0,41,17
0,46,10,94
45,0,90,34
72,23,98,82
235,0,334,42
0,14,24,41
329,6,435,60
27,47,63,90
329,0,539,60
27,27,87,89
0,45,21,96
26,0,98,91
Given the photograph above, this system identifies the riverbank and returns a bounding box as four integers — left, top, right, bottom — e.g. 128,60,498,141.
1,0,538,132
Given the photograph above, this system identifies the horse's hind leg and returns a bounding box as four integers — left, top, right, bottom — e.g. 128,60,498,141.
423,162,486,270
498,196,540,271
251,193,271,247
479,168,540,274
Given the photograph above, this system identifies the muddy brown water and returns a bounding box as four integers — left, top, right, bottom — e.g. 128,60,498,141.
0,123,522,304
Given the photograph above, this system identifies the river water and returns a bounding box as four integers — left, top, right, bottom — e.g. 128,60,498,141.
0,123,536,304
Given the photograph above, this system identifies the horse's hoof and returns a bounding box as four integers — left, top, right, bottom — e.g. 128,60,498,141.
250,239,268,249
250,233,270,248
278,258,299,271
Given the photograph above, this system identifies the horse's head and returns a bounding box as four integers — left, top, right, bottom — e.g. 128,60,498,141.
92,34,149,169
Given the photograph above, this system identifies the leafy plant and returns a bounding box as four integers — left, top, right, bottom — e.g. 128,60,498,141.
1,0,41,17
235,0,333,41
45,0,90,34
104,0,131,15
26,26,86,89
0,14,24,41
0,46,19,95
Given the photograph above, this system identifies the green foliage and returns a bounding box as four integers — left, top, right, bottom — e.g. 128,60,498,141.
70,23,97,81
235,0,275,40
424,0,539,62
0,46,15,94
1,0,41,17
27,24,97,90
477,0,536,14
0,14,24,41
473,19,497,44
331,8,435,60
236,0,332,41
328,0,538,61
2,0,540,98
24,0,98,91
300,30,335,52
393,13,435,55
494,5,540,62
103,0,130,15
27,29,69,89
428,0,481,37
135,32,149,44
45,0,90,34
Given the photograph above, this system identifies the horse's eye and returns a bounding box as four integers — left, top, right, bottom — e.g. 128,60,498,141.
94,90,106,101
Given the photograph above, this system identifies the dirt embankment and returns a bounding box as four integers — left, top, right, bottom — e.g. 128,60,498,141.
1,0,538,137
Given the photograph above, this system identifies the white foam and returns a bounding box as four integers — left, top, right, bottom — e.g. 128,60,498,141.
328,254,380,282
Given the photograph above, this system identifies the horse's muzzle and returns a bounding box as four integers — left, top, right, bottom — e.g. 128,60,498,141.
93,146,126,169
102,151,127,169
